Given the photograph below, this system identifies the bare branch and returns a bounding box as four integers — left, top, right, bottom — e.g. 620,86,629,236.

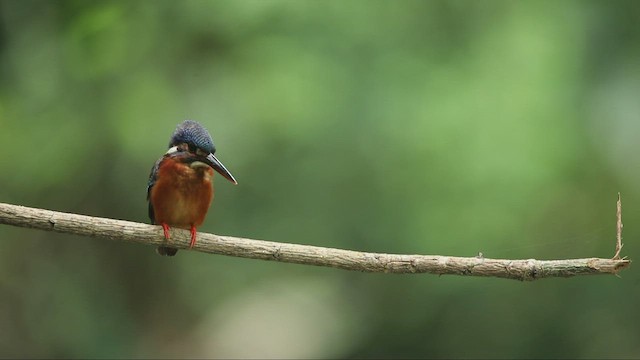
0,202,630,281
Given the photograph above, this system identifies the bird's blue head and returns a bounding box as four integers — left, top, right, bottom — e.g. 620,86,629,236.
169,120,216,154
166,120,237,185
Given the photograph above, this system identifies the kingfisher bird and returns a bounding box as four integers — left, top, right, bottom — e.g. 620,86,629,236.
147,120,237,256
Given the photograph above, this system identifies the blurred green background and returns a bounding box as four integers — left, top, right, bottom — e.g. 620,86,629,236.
1,0,639,358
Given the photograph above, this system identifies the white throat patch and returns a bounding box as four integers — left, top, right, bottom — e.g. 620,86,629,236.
190,161,210,169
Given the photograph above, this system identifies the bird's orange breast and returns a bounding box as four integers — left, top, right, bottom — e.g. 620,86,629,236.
149,159,214,230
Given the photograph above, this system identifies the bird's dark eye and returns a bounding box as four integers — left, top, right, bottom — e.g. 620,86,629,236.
188,144,197,153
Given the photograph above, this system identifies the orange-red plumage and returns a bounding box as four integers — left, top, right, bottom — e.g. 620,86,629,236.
149,158,214,232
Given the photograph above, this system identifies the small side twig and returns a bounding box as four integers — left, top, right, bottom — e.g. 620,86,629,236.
613,192,624,259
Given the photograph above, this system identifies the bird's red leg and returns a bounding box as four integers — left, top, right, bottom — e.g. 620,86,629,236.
161,223,171,239
190,225,197,248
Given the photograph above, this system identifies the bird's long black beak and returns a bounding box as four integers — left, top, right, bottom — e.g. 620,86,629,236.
206,153,237,185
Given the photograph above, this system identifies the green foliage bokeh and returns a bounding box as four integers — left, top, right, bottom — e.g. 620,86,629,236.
1,1,639,358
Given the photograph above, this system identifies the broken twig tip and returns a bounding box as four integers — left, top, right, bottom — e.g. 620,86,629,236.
613,192,623,260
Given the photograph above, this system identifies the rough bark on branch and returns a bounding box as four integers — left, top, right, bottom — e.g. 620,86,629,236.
0,202,630,281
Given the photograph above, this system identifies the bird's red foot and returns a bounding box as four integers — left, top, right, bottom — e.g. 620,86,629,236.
190,225,197,248
161,223,171,239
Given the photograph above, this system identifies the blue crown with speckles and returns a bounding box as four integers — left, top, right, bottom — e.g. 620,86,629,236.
169,120,216,154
